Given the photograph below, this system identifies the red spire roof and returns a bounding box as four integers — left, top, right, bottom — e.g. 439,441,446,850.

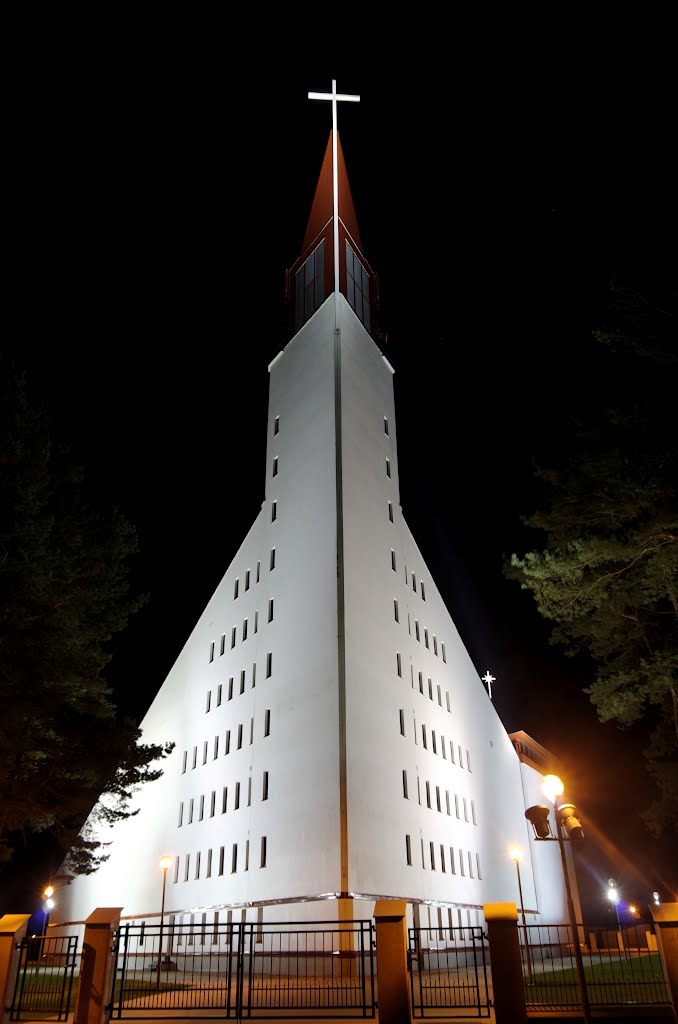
302,131,363,254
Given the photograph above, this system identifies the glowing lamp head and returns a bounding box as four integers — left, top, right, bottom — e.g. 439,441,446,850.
542,774,564,804
159,855,172,871
510,848,523,862
628,905,637,915
43,885,54,899
44,898,55,911
607,886,619,903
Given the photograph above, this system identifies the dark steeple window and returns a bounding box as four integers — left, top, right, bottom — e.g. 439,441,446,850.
346,241,370,329
295,240,325,331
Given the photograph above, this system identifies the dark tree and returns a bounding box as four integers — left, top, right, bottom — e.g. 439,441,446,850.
0,356,172,879
506,278,678,836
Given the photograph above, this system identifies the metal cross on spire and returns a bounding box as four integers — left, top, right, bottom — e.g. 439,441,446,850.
308,81,360,326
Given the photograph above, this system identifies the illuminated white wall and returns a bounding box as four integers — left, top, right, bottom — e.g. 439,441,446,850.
57,292,566,929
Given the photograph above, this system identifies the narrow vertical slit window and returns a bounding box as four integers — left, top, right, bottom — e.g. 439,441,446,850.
219,847,225,875
422,724,427,749
254,611,258,633
217,684,222,706
446,790,451,815
421,580,426,601
225,730,231,754
240,670,245,694
412,572,416,592
206,849,212,878
260,837,267,868
433,635,438,656
388,501,393,523
252,662,256,688
262,771,269,801
209,642,215,663
394,599,399,623
270,547,276,570
268,599,274,622
424,628,429,649
234,579,239,600
199,796,204,821
432,730,437,754
459,849,465,876
467,750,472,772
399,709,405,736
231,627,236,649
184,855,190,882
202,741,208,764
272,456,278,478
385,458,391,478
222,787,228,813
237,725,243,749
271,501,277,523
195,852,201,879
210,790,216,817
274,415,279,435
450,847,456,875
220,634,226,656
174,857,180,883
231,844,238,873
442,642,446,662
440,845,446,873
206,691,211,713
471,799,477,825
463,797,469,821
192,746,197,769
476,853,482,879
415,620,420,642
178,802,184,827
213,735,219,759
391,548,396,571
266,652,272,677
384,416,389,436
402,769,408,799
182,750,187,774
264,709,271,737
247,778,252,806
245,569,250,590
396,652,402,677
425,781,431,808
430,841,436,870
437,685,442,706
468,851,474,878
256,560,261,582
249,718,254,745
436,785,441,812
242,619,248,642
406,834,412,866
234,782,240,810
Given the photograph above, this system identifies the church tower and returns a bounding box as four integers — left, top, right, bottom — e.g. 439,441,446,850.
58,85,568,933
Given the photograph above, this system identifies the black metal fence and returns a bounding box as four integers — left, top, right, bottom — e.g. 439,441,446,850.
408,925,490,1018
520,922,670,1009
111,919,376,1018
10,934,79,1021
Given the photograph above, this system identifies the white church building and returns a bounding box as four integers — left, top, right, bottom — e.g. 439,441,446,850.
57,95,572,937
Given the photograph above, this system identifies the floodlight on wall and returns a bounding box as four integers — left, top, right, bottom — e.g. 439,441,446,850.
524,804,553,839
558,803,585,840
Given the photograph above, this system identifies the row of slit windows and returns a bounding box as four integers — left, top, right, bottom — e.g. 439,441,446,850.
160,908,263,945
402,770,477,823
210,605,274,664
398,709,472,771
178,772,269,825
405,835,482,879
173,838,267,882
230,546,277,603
181,710,271,773
395,652,452,713
206,647,273,712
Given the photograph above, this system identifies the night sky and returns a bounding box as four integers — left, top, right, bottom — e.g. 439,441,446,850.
6,11,677,918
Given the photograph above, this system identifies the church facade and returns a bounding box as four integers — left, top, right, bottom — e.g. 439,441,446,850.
57,122,570,935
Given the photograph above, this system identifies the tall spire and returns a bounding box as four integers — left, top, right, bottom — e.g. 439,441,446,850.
287,83,375,339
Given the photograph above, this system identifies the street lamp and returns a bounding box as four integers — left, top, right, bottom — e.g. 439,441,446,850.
510,848,533,984
156,856,172,989
525,775,591,1024
607,879,624,953
42,886,55,932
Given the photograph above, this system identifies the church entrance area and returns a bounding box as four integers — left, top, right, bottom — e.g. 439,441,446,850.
110,919,376,1019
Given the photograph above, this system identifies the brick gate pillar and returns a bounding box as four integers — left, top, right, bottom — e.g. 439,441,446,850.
483,902,527,1024
650,901,678,1023
0,914,31,1024
374,899,410,1024
74,908,122,1024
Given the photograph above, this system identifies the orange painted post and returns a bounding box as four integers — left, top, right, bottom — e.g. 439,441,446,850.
650,902,678,1022
374,899,411,1024
483,902,527,1024
0,914,31,1024
74,908,122,1024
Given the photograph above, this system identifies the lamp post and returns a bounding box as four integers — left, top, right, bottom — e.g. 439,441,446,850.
42,886,55,933
607,879,624,953
525,774,591,1024
510,848,533,984
156,856,172,989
